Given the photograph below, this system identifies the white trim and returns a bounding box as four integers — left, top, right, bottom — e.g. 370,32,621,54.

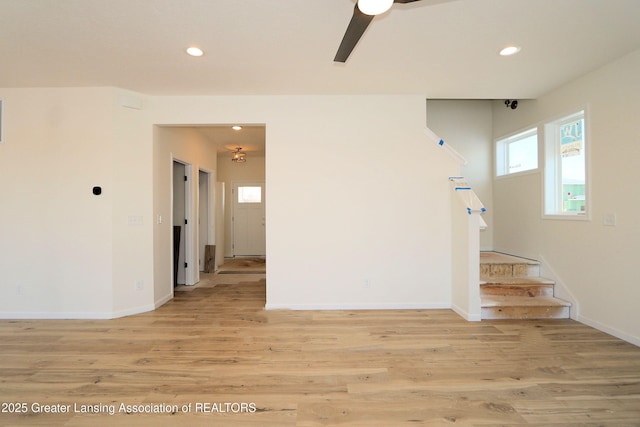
265,303,450,311
171,157,196,287
542,107,591,220
494,126,539,178
541,213,590,222
154,292,174,309
424,127,468,165
0,302,162,320
537,254,579,320
111,304,157,319
578,314,640,347
452,304,482,322
0,312,116,320
184,164,195,285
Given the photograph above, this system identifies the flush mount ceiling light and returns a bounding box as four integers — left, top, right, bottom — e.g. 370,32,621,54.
499,46,521,56
231,147,246,163
186,46,204,57
232,125,242,131
358,0,394,15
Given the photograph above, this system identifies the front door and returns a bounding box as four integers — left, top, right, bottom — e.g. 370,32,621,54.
232,182,265,256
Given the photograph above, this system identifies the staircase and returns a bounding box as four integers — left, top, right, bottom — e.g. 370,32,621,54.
480,252,571,320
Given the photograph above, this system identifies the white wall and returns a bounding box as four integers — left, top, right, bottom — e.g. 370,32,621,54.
153,127,219,303
152,95,459,310
492,49,640,346
0,87,153,318
110,90,154,316
217,152,265,258
427,100,494,250
0,91,460,317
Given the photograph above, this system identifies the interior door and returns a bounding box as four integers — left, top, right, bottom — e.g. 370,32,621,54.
232,181,265,256
173,161,187,286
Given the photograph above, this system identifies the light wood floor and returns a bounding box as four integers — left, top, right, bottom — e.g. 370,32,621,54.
1,278,639,426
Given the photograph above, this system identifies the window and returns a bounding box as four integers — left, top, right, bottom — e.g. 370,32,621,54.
237,186,262,204
496,128,538,176
544,110,587,217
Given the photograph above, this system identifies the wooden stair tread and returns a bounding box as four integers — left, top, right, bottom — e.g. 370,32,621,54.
480,276,555,285
480,251,539,265
482,295,571,308
479,252,571,320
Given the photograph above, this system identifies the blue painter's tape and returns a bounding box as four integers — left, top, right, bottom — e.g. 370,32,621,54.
481,207,487,212
454,187,472,191
438,139,445,146
467,208,472,215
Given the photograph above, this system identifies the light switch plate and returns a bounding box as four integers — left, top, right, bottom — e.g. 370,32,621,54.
604,213,617,226
128,215,143,226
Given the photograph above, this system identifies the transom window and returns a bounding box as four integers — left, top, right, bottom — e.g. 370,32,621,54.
495,128,538,177
237,186,262,204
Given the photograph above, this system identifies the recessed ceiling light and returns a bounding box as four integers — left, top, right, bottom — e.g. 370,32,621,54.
500,46,521,56
186,47,204,57
232,125,242,131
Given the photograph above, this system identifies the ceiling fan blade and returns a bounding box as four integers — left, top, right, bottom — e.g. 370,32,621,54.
334,4,375,63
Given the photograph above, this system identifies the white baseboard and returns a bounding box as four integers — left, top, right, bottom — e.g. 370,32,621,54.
0,311,115,320
578,314,640,347
451,303,482,321
264,302,450,311
0,295,173,320
538,254,580,320
110,303,157,319
154,292,174,309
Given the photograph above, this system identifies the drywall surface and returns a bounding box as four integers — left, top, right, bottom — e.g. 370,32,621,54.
492,49,640,345
153,95,460,310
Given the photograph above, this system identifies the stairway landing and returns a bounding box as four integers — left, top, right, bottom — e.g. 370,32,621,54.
480,252,571,320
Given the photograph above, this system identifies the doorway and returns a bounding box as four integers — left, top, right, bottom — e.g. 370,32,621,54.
198,169,212,272
232,181,266,257
172,160,192,287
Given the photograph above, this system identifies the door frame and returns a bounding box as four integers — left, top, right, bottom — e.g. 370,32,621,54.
198,168,215,276
172,158,195,287
231,180,266,257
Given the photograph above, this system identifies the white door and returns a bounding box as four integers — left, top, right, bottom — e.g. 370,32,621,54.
173,161,187,286
232,182,265,256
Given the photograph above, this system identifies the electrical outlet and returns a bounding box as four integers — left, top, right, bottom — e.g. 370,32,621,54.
135,280,144,291
363,279,371,289
16,285,24,295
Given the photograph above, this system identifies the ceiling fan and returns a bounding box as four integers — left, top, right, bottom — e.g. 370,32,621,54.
334,0,423,63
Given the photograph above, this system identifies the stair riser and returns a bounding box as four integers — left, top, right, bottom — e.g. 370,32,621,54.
480,252,570,320
481,284,554,298
482,305,570,320
481,263,539,279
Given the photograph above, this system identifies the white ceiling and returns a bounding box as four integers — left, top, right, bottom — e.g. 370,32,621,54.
197,125,266,155
2,0,640,100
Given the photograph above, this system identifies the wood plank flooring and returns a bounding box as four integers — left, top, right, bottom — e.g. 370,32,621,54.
1,278,639,426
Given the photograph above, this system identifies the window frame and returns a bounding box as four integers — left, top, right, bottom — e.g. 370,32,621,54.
494,127,539,178
542,108,590,221
237,185,263,204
